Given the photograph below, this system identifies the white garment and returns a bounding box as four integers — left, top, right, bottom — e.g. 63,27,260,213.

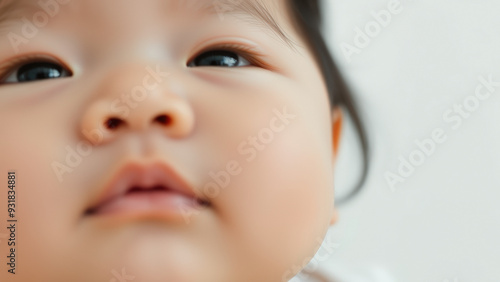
291,266,397,282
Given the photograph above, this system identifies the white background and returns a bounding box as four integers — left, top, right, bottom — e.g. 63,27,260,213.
313,0,500,281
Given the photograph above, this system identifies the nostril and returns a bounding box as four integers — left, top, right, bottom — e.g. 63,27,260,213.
154,114,173,126
105,117,126,130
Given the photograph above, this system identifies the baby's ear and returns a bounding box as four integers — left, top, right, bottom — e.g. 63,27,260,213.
332,107,343,160
330,107,342,226
330,209,339,225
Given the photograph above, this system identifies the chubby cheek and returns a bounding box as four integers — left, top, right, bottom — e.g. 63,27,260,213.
188,63,334,278
209,104,335,278
0,96,88,279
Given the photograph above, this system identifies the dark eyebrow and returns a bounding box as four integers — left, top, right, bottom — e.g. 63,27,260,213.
0,0,15,22
0,0,38,25
208,0,298,50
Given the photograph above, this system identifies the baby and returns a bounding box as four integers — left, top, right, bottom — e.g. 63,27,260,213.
0,0,367,281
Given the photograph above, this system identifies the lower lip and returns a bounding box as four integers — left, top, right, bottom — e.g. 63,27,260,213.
87,191,203,218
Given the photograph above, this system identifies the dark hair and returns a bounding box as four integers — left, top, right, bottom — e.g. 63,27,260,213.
288,0,369,205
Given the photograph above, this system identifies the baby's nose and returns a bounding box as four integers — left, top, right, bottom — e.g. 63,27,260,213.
80,64,195,145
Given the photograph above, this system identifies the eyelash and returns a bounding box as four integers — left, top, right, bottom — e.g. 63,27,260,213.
189,43,269,68
0,54,71,82
0,44,269,82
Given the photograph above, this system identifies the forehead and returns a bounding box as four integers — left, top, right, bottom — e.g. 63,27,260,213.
0,0,295,46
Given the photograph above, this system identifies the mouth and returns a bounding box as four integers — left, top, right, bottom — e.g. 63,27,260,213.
85,162,210,219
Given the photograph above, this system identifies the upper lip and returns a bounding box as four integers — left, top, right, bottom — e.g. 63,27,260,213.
86,160,207,215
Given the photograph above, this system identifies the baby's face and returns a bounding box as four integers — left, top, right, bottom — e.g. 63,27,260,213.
0,0,338,281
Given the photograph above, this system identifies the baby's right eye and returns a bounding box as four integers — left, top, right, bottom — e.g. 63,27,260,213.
1,60,72,84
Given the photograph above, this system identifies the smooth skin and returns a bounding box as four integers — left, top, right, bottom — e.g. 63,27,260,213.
0,0,342,281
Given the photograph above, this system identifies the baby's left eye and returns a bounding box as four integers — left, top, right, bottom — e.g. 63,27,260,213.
188,50,251,68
